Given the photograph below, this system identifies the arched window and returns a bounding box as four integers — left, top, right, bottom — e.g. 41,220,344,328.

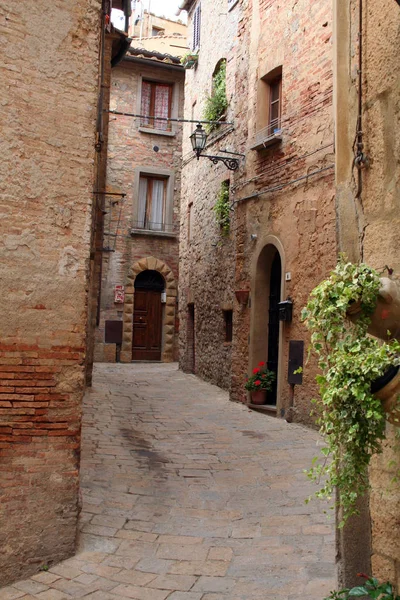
203,59,228,132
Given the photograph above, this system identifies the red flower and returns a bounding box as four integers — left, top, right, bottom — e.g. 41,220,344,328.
254,380,261,386
252,367,260,374
258,361,265,366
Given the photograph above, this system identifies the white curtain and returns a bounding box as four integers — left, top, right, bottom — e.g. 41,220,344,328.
150,179,164,230
138,177,147,228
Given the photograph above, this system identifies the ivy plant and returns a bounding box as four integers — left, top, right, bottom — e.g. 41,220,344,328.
213,181,230,237
203,60,228,133
324,574,400,600
302,256,400,526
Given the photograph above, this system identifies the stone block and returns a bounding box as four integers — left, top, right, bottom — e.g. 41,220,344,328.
103,344,117,363
120,351,132,363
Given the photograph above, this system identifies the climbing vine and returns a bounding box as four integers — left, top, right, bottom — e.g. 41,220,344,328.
302,256,400,526
203,60,228,133
213,181,230,237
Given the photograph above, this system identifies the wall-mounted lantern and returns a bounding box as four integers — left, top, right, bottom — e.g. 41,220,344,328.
278,297,293,322
190,123,240,171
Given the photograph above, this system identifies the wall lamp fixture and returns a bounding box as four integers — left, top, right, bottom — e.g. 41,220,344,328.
190,123,240,171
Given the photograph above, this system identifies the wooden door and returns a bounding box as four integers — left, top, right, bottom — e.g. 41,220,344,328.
132,289,162,361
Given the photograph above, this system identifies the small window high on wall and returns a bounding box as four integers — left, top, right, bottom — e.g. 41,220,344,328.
140,81,172,131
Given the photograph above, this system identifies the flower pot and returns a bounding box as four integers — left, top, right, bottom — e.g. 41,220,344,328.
250,389,267,405
347,277,400,341
371,365,400,425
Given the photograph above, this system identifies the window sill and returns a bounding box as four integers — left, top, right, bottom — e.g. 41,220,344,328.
130,228,177,239
139,126,176,137
250,131,282,151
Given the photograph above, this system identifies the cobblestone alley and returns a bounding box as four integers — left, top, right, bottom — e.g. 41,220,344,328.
1,364,336,600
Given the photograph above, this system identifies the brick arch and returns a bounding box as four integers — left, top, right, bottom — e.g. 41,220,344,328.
120,257,177,363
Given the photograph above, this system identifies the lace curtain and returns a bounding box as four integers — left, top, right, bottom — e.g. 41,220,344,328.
140,81,171,130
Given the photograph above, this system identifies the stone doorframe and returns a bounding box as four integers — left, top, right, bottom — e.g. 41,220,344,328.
120,256,177,363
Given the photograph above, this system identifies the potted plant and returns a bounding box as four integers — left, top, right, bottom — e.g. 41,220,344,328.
181,51,198,69
324,574,400,600
302,256,400,525
245,362,275,405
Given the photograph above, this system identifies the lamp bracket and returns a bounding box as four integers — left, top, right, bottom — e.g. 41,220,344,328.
200,154,240,171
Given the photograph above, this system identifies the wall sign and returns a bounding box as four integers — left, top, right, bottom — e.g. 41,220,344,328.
114,285,125,304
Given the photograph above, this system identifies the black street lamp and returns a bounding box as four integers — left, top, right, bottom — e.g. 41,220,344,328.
189,123,240,171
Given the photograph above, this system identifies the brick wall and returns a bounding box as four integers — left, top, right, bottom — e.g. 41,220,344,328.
0,0,101,584
180,0,336,417
95,56,184,362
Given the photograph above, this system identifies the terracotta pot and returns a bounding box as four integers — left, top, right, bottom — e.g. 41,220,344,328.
347,278,400,341
250,389,267,405
372,365,400,425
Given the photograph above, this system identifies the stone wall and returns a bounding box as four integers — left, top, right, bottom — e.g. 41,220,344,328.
0,0,101,584
95,56,184,363
335,0,400,588
179,0,240,389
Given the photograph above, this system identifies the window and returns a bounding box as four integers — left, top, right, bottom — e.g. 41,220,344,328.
152,26,164,36
192,3,201,51
188,202,194,241
140,81,172,131
268,76,282,135
133,167,175,235
137,175,167,231
251,66,283,150
223,310,233,343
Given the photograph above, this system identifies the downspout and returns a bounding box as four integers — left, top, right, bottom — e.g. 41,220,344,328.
354,0,369,194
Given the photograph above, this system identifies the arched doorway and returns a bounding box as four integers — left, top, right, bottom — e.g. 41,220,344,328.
250,240,284,408
132,270,165,361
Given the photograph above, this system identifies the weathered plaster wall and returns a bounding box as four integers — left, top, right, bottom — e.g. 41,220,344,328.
230,0,336,423
0,0,100,584
335,0,400,589
179,0,240,389
95,58,184,363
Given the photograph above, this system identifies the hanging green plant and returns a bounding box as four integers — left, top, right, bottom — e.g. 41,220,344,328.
203,60,228,133
302,256,400,526
213,181,230,237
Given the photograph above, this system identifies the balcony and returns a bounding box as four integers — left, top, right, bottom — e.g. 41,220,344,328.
250,120,282,151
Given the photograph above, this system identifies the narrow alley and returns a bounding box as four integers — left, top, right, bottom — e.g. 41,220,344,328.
1,364,335,600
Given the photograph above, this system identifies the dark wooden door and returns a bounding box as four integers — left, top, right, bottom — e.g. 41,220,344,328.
132,290,162,361
266,251,282,405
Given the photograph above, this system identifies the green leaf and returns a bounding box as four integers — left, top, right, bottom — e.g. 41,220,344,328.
348,587,369,596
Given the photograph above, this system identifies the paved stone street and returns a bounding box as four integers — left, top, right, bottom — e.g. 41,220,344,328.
1,363,336,600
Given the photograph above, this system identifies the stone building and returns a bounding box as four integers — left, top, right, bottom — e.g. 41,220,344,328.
94,46,185,364
130,9,187,57
0,0,129,585
178,0,336,421
334,0,400,589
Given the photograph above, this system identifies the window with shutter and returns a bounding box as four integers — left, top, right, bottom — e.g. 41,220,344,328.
192,3,201,51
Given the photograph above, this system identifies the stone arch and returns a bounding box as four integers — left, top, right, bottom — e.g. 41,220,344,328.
249,236,286,411
120,256,177,363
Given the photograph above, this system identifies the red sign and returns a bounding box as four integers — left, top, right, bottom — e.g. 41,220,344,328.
114,285,125,304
